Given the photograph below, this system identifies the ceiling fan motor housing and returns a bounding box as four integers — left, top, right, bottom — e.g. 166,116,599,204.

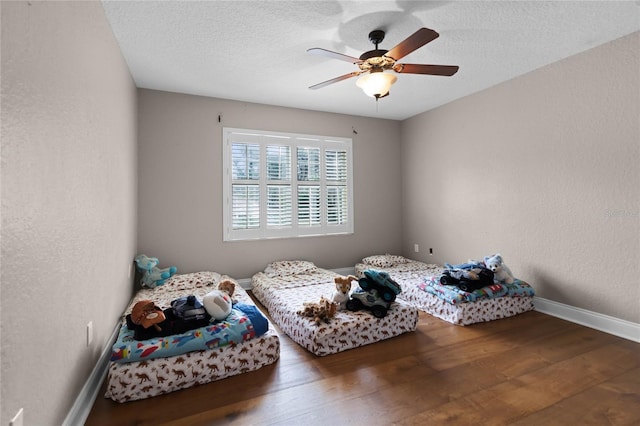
359,29,396,71
368,30,385,46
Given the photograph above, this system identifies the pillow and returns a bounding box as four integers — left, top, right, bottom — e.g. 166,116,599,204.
264,260,317,277
362,254,408,268
161,271,221,291
362,255,393,268
386,254,409,265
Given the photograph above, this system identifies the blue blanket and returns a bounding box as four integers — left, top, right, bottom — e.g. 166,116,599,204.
418,276,535,305
111,303,268,364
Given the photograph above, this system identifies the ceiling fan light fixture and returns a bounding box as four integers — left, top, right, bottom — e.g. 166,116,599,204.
356,70,397,98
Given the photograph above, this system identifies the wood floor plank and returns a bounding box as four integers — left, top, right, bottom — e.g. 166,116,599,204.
510,367,640,425
402,341,640,425
415,311,576,371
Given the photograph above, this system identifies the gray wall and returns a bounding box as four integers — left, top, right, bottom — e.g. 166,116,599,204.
401,32,639,323
1,2,137,425
137,89,403,279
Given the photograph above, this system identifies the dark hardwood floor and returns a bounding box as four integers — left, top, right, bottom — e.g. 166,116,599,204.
86,296,640,426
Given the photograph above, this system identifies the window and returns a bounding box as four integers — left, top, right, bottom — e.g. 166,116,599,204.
223,128,353,241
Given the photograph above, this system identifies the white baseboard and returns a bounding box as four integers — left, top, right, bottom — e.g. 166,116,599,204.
534,296,640,343
237,277,252,290
63,321,121,426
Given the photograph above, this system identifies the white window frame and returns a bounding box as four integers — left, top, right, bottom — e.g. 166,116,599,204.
223,127,354,241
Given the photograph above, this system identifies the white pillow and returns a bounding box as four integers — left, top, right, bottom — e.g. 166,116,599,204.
362,254,408,268
264,260,317,277
161,271,221,290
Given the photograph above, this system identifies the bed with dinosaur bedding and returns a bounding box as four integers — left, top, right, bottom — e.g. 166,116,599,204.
355,254,535,326
250,260,419,356
104,271,280,403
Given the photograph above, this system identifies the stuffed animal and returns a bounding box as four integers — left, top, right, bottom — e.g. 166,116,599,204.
332,275,356,310
203,290,232,321
217,279,236,298
483,253,514,284
202,279,236,321
134,254,177,288
131,300,165,332
297,296,337,325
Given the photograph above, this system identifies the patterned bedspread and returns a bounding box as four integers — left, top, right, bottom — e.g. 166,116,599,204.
418,276,535,305
104,272,280,402
356,254,535,325
251,261,419,356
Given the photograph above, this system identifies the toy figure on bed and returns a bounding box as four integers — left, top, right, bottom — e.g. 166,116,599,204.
127,280,268,340
127,296,211,340
203,280,234,321
297,297,338,325
440,266,494,292
483,253,515,284
346,270,401,318
204,280,268,335
134,254,177,288
332,275,357,310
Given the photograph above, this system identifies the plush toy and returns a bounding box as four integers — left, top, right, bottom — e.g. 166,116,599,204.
202,280,236,321
134,254,177,288
203,290,232,321
297,296,337,325
217,279,236,299
483,253,515,284
332,275,356,310
131,300,165,332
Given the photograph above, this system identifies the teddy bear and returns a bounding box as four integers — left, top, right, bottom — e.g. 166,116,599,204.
297,296,337,325
217,279,236,298
332,275,357,310
483,253,514,284
134,254,177,288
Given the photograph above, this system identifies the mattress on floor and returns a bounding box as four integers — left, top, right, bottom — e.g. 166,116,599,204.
104,271,280,402
356,254,535,326
250,260,419,356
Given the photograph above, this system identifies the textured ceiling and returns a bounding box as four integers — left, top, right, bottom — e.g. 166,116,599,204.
101,1,640,120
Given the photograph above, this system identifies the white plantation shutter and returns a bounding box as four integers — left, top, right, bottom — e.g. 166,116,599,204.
232,185,260,229
325,149,348,181
267,185,292,227
266,145,291,181
325,149,349,225
297,185,321,226
297,147,321,181
223,128,353,241
327,185,348,225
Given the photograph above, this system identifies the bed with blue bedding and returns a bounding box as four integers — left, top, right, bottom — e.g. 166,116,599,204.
104,271,280,402
355,254,535,325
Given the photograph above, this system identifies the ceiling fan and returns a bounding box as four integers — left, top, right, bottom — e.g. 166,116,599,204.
308,27,459,100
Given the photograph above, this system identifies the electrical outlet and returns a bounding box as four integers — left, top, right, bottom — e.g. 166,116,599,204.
87,321,93,346
414,244,419,253
10,408,24,426
429,248,434,255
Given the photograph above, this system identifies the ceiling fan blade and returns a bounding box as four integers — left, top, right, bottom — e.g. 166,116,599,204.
393,63,459,76
385,28,439,61
307,48,363,64
309,71,362,90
